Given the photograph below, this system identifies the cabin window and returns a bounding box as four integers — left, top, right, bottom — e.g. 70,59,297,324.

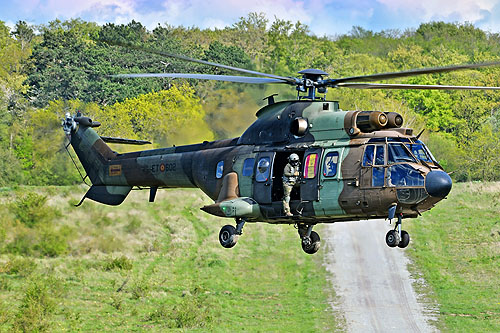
388,143,417,164
303,153,318,179
323,152,339,177
256,157,270,182
388,164,425,187
242,158,254,176
216,160,224,179
372,167,385,187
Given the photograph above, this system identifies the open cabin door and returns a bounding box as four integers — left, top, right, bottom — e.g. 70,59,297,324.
253,152,275,204
301,148,322,201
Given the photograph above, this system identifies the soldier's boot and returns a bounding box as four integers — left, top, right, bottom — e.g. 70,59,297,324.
283,199,293,217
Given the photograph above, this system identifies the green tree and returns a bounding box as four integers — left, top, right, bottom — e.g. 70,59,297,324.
12,21,35,51
96,84,214,146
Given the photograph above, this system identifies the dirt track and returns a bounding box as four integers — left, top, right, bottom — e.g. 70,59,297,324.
323,219,438,332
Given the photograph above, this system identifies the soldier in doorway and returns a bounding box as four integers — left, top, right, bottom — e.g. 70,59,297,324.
283,153,301,216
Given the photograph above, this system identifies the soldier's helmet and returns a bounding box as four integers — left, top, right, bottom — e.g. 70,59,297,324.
288,153,300,164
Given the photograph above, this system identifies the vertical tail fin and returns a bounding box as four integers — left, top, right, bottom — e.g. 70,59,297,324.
63,113,132,205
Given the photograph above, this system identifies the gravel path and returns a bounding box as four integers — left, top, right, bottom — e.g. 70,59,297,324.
323,219,438,332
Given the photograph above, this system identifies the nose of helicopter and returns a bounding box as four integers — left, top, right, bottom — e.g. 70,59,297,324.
425,170,452,198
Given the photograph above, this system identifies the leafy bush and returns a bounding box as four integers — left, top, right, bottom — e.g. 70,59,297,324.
0,257,37,276
6,223,71,257
12,275,62,332
36,225,71,257
124,217,142,233
0,149,24,186
2,192,71,257
104,256,133,271
11,192,59,227
129,277,151,299
146,292,216,329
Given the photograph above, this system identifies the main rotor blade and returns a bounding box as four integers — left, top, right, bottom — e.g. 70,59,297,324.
328,61,500,85
111,73,289,84
103,39,297,84
337,82,500,90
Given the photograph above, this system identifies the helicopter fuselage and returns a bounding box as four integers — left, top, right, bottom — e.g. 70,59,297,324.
66,99,452,225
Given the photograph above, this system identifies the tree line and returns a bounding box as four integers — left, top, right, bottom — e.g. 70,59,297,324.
0,14,499,185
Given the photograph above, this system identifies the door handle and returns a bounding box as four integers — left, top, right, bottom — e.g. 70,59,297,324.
347,180,359,186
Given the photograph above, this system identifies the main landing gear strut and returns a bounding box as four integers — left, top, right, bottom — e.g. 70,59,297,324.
297,224,321,254
219,218,246,248
385,213,410,248
218,219,321,254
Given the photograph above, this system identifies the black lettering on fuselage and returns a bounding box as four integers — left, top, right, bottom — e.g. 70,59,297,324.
142,163,177,174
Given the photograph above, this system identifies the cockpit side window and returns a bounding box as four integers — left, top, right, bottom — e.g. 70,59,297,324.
363,144,385,166
362,145,374,166
372,167,385,187
374,145,385,165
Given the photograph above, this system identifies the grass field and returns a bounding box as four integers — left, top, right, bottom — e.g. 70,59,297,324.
1,182,498,332
406,182,500,332
0,186,337,332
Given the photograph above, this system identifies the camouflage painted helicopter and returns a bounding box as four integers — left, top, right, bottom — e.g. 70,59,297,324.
62,46,500,254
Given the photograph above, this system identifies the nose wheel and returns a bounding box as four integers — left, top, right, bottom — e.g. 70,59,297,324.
385,213,410,248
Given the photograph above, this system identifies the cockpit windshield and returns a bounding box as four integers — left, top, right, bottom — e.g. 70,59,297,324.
405,140,434,163
387,163,425,187
387,143,417,164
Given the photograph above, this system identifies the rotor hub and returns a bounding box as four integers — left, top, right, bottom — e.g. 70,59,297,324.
297,69,329,99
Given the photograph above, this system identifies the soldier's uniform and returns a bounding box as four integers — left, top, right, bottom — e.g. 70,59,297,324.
283,154,300,216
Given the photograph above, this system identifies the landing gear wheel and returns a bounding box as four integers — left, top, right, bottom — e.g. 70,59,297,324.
219,225,238,248
398,230,410,248
301,231,321,254
385,230,400,248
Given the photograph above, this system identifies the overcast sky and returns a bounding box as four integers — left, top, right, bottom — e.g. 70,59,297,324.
2,0,500,36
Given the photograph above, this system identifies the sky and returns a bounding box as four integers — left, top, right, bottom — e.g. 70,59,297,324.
2,0,500,36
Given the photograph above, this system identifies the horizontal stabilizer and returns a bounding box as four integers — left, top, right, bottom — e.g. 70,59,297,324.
100,136,152,145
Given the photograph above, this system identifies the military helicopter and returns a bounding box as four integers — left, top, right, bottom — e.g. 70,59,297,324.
62,44,500,254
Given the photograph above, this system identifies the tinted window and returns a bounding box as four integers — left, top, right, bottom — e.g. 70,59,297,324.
387,164,425,187
363,145,374,166
323,152,339,177
364,144,385,166
388,143,417,164
242,158,254,176
216,161,224,179
256,157,270,182
406,143,432,162
374,145,385,165
304,153,318,179
372,167,385,187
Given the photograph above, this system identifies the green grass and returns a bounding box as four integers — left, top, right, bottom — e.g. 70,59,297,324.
406,182,500,332
0,186,337,331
